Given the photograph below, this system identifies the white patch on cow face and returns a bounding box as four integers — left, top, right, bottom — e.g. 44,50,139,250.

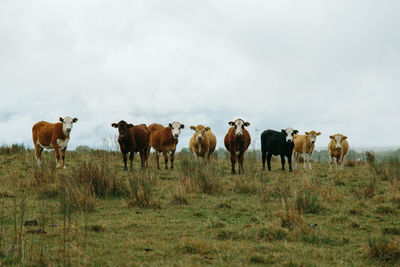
234,119,245,136
285,128,295,143
61,116,75,136
334,135,343,149
170,121,183,139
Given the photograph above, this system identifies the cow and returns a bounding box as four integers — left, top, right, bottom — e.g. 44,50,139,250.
189,125,217,160
293,130,321,170
261,128,299,172
32,116,78,169
328,134,349,171
111,120,150,171
149,121,184,170
224,118,251,174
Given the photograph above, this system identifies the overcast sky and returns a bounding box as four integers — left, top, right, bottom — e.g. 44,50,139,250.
1,0,399,151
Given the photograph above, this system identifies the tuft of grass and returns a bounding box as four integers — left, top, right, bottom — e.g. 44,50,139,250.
376,205,397,215
367,234,400,262
59,175,97,213
249,254,276,264
295,189,322,214
381,227,400,235
0,144,26,155
127,173,160,209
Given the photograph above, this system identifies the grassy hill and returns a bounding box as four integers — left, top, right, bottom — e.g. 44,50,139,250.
0,145,399,265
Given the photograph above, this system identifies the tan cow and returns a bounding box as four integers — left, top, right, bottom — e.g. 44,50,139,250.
293,130,321,170
189,125,216,160
32,116,78,168
149,122,184,169
328,134,349,171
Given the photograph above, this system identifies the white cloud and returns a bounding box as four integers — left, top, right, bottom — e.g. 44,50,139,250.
1,0,399,151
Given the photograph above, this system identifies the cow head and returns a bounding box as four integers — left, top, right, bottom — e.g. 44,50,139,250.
305,130,321,145
281,128,298,143
111,120,134,138
190,125,210,144
169,121,184,139
228,118,250,138
59,116,78,136
330,134,347,150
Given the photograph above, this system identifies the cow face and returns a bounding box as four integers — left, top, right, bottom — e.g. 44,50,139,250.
228,118,250,137
59,116,78,136
169,121,184,139
111,120,133,138
330,134,347,150
306,130,321,145
190,125,210,144
281,128,298,143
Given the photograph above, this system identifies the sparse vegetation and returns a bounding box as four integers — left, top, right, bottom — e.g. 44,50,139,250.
0,145,399,265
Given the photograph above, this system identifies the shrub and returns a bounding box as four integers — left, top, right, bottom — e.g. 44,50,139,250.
367,235,400,262
295,190,321,214
59,175,97,213
127,173,160,209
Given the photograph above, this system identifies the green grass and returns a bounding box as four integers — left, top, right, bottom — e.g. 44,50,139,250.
0,147,400,265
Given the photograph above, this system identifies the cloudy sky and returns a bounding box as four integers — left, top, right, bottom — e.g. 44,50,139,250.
1,0,399,151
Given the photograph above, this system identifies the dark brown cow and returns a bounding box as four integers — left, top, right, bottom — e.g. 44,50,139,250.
224,118,251,174
149,121,184,170
32,116,78,169
112,120,150,171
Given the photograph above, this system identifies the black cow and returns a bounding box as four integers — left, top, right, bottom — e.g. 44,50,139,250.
261,128,298,171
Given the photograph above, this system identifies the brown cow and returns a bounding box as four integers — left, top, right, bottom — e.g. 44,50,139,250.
112,120,150,171
189,125,217,160
224,118,251,174
32,116,78,169
149,121,184,169
328,134,349,171
293,130,321,170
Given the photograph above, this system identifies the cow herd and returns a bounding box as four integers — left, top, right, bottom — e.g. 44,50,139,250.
31,116,350,173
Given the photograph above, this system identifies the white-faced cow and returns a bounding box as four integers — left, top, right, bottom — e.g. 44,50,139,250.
149,122,184,170
32,116,78,169
293,130,321,170
261,128,298,172
224,118,251,174
328,134,349,171
111,120,150,171
189,125,217,160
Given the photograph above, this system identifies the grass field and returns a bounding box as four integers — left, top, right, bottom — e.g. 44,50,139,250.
0,145,400,266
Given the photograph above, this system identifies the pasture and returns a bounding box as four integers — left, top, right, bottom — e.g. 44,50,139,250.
0,145,399,266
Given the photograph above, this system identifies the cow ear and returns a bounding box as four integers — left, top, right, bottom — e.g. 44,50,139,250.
317,132,321,136
73,118,78,123
244,122,250,127
111,123,118,128
205,127,210,131
329,135,334,139
305,132,310,135
180,124,184,129
228,121,235,126
343,136,347,140
294,130,299,134
59,117,64,122
168,123,172,128
190,126,196,130
281,129,285,133
127,124,134,128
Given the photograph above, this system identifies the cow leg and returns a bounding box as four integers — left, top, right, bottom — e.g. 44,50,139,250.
329,154,333,171
262,151,266,170
170,150,175,169
280,155,286,171
308,153,313,170
122,152,128,171
34,144,43,165
129,152,134,172
155,151,160,169
266,152,272,171
288,155,292,172
61,148,67,169
139,150,145,168
238,152,244,174
162,149,169,170
303,152,307,169
230,152,236,174
54,147,62,168
292,151,297,170
339,153,344,170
